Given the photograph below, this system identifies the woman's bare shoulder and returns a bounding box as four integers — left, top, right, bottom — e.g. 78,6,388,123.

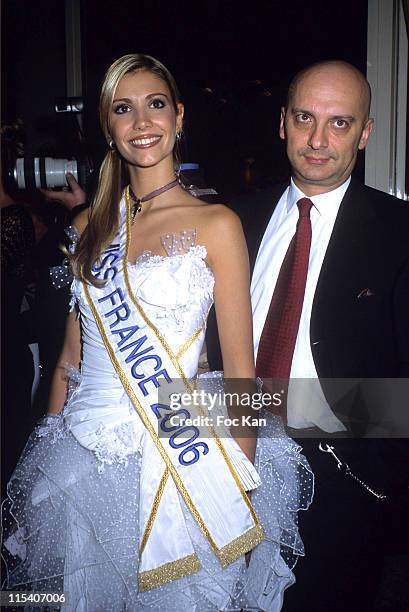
169,193,241,233
196,202,242,237
191,204,246,268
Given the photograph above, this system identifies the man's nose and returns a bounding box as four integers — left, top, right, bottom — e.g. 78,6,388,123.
308,122,328,150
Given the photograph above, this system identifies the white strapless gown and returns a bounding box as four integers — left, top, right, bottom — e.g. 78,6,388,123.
2,242,313,611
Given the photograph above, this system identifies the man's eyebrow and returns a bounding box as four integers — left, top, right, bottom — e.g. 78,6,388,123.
331,115,356,122
290,108,356,122
291,107,312,114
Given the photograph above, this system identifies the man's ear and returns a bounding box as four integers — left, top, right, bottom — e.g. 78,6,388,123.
358,117,374,150
279,107,286,141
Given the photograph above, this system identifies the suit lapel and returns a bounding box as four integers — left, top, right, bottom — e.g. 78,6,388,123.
239,184,288,271
314,179,376,301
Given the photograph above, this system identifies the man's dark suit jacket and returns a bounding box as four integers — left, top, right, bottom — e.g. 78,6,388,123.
207,178,409,429
206,176,409,608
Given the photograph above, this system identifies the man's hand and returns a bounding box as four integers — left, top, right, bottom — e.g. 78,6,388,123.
40,173,86,211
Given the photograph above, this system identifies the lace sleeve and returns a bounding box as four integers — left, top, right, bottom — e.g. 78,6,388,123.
49,225,79,290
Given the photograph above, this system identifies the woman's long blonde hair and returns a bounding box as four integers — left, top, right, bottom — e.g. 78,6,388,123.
71,54,182,286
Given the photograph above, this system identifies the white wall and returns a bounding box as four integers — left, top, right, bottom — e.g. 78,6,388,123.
366,0,408,200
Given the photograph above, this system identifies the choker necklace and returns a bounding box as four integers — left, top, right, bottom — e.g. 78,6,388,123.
129,178,179,223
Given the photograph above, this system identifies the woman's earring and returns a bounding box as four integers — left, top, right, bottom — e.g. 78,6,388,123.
176,132,181,142
109,139,116,150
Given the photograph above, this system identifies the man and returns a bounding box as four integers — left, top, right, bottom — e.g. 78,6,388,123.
207,60,409,611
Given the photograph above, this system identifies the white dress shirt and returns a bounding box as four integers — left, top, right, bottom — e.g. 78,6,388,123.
251,178,351,431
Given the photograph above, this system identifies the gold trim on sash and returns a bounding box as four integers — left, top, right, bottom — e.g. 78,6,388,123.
123,188,192,389
175,325,203,360
124,187,261,526
140,468,169,555
218,524,264,567
122,185,262,529
84,284,226,559
138,554,201,592
83,191,264,589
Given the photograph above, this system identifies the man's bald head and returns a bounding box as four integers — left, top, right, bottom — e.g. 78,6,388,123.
287,60,372,119
280,59,374,195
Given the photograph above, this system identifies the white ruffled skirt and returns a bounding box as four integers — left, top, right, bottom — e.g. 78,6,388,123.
2,410,313,611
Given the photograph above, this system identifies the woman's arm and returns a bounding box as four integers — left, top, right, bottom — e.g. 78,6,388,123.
47,310,81,414
47,208,88,415
205,206,257,462
206,206,254,378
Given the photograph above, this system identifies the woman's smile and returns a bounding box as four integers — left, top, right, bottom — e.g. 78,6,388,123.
128,134,162,148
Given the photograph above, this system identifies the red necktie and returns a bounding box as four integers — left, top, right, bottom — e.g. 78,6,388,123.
256,197,313,386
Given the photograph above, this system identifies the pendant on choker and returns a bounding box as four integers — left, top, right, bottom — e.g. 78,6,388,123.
128,178,179,224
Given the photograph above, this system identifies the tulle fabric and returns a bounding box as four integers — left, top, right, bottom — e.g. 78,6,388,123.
2,409,313,611
2,235,314,610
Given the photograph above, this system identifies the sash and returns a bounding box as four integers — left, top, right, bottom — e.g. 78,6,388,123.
82,188,264,590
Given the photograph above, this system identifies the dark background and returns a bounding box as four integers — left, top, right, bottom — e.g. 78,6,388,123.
2,0,368,197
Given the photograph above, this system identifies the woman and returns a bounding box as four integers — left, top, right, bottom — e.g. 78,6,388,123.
2,54,313,611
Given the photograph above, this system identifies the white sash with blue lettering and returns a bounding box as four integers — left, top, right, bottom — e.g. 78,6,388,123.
80,190,264,590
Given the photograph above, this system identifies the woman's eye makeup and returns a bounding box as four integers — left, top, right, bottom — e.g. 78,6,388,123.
113,103,131,114
112,98,167,114
149,97,166,109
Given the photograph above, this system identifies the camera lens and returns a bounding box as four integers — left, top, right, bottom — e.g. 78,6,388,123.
14,157,79,189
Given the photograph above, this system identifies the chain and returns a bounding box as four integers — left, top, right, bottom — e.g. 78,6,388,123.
318,443,387,500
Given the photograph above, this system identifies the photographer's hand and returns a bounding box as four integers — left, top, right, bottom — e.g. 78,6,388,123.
40,173,86,211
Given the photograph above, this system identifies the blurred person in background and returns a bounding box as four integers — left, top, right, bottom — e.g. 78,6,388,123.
1,122,36,493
